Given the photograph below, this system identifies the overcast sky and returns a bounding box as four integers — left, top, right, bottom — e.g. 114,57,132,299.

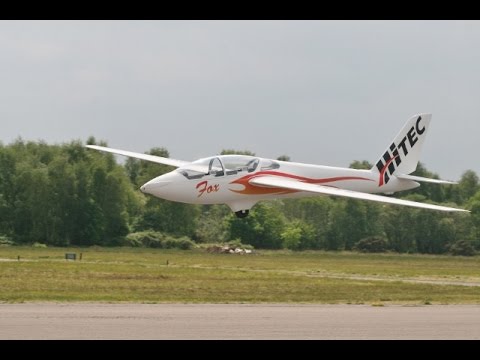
0,20,479,180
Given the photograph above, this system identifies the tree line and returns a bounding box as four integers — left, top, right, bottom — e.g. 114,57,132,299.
0,138,479,254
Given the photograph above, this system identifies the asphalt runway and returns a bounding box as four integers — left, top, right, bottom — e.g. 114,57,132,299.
1,304,479,339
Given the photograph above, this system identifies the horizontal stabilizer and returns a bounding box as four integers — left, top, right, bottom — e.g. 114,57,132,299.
397,174,458,185
249,176,469,213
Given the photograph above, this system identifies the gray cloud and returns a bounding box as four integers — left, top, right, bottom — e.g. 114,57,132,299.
1,20,479,180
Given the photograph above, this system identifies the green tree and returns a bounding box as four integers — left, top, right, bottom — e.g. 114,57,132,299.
328,199,381,250
281,220,316,250
277,155,291,162
102,170,130,244
70,162,103,245
467,189,480,249
448,240,476,256
381,203,417,253
325,200,346,250
137,198,199,237
227,203,285,248
220,149,256,156
281,223,302,250
12,166,50,244
85,144,137,244
413,209,446,254
128,147,173,188
349,160,372,170
282,197,333,249
86,136,97,145
448,170,480,205
194,205,230,243
435,217,457,251
0,147,16,236
45,156,76,245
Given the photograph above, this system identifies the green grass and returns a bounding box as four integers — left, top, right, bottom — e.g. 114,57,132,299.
1,247,480,304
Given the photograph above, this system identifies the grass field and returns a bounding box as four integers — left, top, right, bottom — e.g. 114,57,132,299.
1,247,480,304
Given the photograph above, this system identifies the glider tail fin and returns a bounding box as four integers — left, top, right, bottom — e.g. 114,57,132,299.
372,113,432,186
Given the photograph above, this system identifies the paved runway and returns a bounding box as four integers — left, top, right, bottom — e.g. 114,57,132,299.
1,304,480,339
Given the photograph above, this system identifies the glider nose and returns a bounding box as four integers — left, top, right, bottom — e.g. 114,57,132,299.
140,180,171,195
140,171,184,198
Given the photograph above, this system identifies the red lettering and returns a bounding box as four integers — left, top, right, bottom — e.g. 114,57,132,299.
196,181,219,197
196,181,208,197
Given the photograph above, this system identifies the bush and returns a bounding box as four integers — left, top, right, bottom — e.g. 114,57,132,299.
124,231,164,247
354,236,389,253
448,240,476,256
0,235,14,247
32,242,47,248
124,231,195,250
160,236,194,250
226,239,254,250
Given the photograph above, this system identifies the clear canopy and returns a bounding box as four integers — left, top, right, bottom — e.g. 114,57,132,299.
177,155,279,179
221,155,258,172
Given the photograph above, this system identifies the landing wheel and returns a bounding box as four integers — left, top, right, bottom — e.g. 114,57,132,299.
235,210,249,218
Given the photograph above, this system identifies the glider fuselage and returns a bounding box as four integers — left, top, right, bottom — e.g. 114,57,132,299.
140,156,419,212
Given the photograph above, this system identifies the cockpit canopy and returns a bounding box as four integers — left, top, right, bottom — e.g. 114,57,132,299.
177,155,280,180
221,155,259,175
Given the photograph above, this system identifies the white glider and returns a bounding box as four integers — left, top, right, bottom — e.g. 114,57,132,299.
87,114,468,217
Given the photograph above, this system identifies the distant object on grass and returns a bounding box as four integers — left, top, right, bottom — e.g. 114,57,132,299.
65,253,76,260
206,245,253,254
